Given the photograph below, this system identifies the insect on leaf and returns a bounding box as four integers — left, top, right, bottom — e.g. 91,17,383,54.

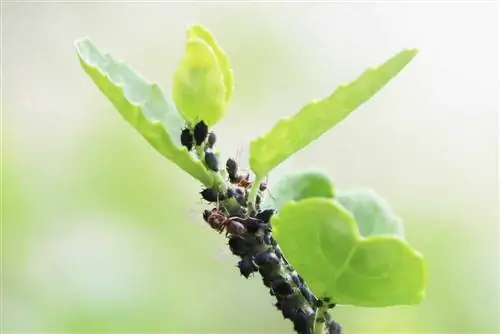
75,38,215,187
271,197,427,307
249,49,418,179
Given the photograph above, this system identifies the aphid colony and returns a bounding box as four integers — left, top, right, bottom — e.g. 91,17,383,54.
180,121,336,334
180,120,267,216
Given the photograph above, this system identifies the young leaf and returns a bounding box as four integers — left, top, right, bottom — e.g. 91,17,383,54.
335,188,405,238
172,25,232,126
187,24,234,103
263,171,335,211
75,38,215,187
271,197,427,307
249,49,418,179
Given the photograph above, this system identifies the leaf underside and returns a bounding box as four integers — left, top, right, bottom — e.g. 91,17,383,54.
75,38,215,187
335,188,405,238
249,49,418,179
263,170,335,211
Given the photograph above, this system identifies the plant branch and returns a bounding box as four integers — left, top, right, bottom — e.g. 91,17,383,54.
201,153,342,334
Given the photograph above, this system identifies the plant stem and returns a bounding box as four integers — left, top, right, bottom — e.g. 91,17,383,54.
247,175,263,213
199,143,342,333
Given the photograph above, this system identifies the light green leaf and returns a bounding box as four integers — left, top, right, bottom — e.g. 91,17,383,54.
336,188,405,238
249,49,418,179
187,24,234,103
75,38,215,187
172,25,231,126
263,171,335,211
271,197,427,307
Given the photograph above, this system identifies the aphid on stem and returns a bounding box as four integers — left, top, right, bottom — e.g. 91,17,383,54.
193,120,208,146
200,188,226,203
180,127,193,151
207,131,217,148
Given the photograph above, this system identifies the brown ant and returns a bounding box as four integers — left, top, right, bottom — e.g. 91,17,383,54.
226,157,267,190
203,208,247,236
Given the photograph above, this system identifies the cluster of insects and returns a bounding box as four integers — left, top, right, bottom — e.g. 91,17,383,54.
179,120,336,334
180,120,268,232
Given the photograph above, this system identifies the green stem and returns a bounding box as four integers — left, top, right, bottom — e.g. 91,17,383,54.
313,307,329,334
247,175,263,214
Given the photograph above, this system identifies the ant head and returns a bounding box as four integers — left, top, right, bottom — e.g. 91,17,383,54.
202,209,211,222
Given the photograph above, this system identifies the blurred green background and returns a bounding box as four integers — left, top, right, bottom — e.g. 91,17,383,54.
3,2,498,333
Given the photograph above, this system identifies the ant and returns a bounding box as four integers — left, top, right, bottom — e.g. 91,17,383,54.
203,207,247,236
226,157,268,190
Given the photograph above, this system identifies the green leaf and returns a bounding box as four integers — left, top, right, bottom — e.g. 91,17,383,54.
336,188,405,238
263,171,335,211
75,38,215,187
249,49,418,179
172,25,232,126
187,24,234,103
272,197,427,307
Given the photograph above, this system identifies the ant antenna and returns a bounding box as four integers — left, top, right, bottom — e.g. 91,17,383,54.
265,174,277,202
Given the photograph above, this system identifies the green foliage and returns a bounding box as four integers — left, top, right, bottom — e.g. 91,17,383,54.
75,38,215,187
75,24,427,313
336,188,405,238
264,171,335,211
249,49,418,179
172,24,234,126
271,197,427,307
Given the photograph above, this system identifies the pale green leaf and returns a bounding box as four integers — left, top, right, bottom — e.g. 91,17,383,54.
172,26,228,126
263,171,335,211
249,49,418,179
336,188,405,238
75,38,215,187
187,24,234,103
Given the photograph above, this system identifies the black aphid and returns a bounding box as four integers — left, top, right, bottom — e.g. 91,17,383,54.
259,182,267,192
328,303,336,309
204,150,219,172
280,303,297,320
237,256,258,278
254,251,279,267
228,236,247,256
207,131,216,148
226,188,236,198
193,120,208,146
234,188,247,207
180,128,193,151
243,217,262,234
226,158,238,181
291,273,302,287
256,209,275,223
293,309,310,333
200,188,226,203
300,286,315,304
272,281,294,296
